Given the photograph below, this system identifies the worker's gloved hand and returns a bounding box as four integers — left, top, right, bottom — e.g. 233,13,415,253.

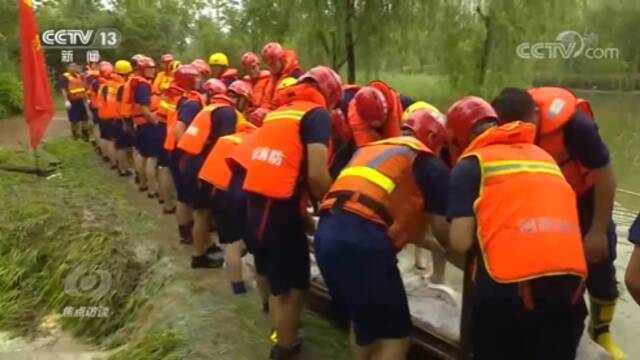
64,100,72,110
303,214,316,236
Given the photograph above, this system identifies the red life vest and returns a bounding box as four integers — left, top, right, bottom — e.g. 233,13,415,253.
529,87,597,195
63,72,87,101
348,81,403,147
461,121,587,283
97,74,125,120
242,83,325,199
199,128,256,190
320,136,432,249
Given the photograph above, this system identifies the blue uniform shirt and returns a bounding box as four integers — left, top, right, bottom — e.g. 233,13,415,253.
399,94,415,111
133,82,151,106
177,100,203,126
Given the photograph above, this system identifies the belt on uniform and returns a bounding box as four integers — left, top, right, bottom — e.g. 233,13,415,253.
324,190,393,227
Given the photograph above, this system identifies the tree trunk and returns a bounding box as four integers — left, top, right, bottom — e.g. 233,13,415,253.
477,5,493,87
345,0,356,83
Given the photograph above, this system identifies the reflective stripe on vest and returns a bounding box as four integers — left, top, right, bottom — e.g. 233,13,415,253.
65,73,86,100
320,136,431,248
481,160,564,179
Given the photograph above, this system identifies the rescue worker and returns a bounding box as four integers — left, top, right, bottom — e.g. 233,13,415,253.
491,87,624,359
191,58,212,81
154,60,183,214
446,96,588,359
626,213,640,305
401,102,448,284
112,59,134,177
261,42,304,106
167,65,205,246
198,114,257,295
241,51,272,109
242,66,342,359
92,61,113,162
58,62,89,140
208,52,238,86
126,57,160,195
202,78,227,104
96,61,124,169
315,109,450,360
176,80,252,269
152,53,175,95
85,60,102,147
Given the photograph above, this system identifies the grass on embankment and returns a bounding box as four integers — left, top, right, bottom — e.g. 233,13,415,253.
0,139,349,359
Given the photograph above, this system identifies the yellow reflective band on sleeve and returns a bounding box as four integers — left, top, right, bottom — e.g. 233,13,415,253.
263,110,306,124
159,100,177,111
481,160,564,179
69,88,86,94
337,166,396,194
221,135,243,144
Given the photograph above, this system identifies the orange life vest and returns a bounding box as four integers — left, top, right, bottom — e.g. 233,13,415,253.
164,90,203,151
228,129,259,170
220,68,238,84
176,96,242,155
97,74,125,120
244,70,272,108
123,75,157,125
461,121,587,283
155,84,182,124
63,72,87,101
529,87,597,195
348,81,403,147
242,83,324,199
199,128,256,190
152,71,173,95
320,136,432,249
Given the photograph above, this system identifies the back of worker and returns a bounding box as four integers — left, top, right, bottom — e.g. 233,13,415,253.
492,87,625,359
314,109,450,359
242,66,341,358
446,96,587,360
58,62,89,140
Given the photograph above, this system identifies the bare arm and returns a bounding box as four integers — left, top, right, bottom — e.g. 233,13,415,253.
141,105,158,125
447,217,476,269
173,122,186,142
307,143,332,200
591,165,616,234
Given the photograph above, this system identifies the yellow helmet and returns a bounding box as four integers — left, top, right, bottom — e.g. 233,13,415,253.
277,77,297,90
402,101,440,123
114,60,133,75
208,52,229,67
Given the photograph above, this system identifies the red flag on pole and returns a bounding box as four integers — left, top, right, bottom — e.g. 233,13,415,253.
18,0,54,149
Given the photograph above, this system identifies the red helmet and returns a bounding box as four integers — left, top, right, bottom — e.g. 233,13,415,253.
98,61,113,77
174,64,200,90
298,66,343,108
227,80,253,100
203,78,227,95
403,109,447,151
131,54,145,66
241,52,260,69
136,56,156,69
446,96,498,149
191,59,211,77
249,107,269,127
262,42,284,64
354,86,388,125
160,53,175,64
331,109,351,141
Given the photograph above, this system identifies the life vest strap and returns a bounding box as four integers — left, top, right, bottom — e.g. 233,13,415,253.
324,190,393,226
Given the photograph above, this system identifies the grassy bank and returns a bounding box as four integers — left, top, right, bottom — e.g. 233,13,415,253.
0,139,349,359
